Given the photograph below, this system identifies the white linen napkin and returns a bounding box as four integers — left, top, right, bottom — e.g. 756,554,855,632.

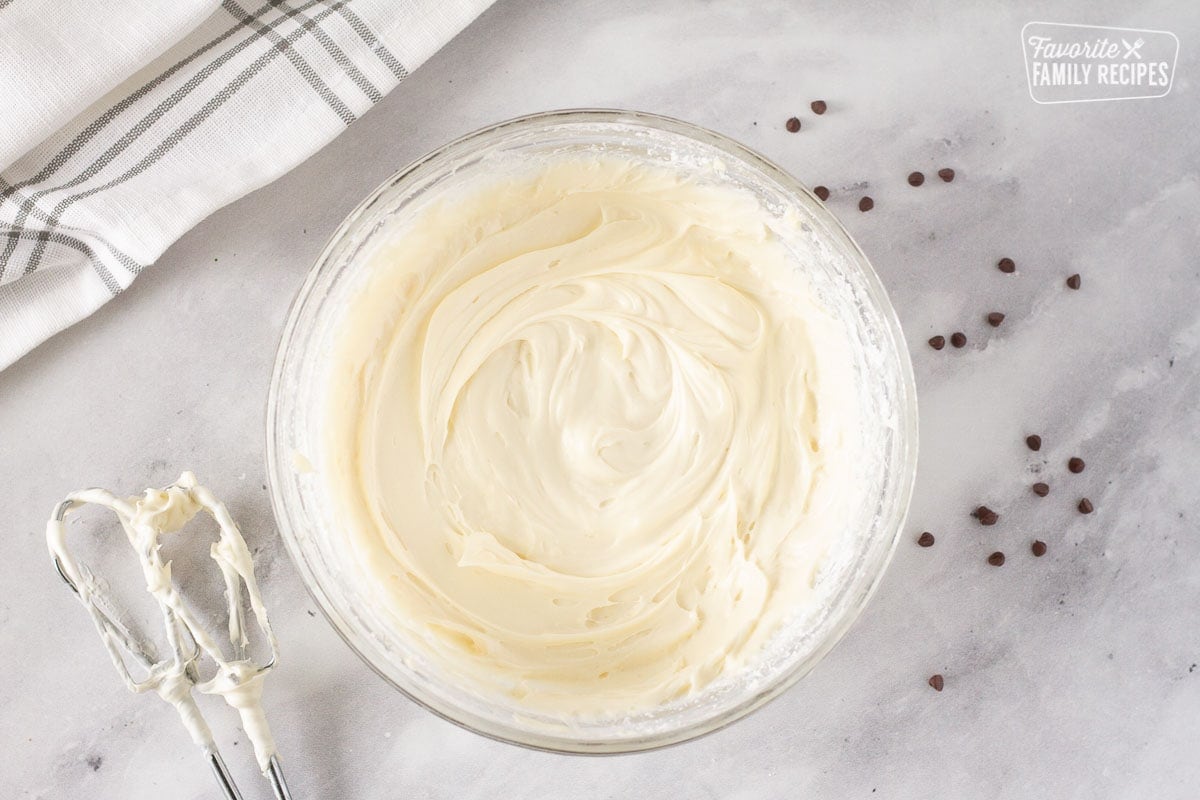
0,0,493,370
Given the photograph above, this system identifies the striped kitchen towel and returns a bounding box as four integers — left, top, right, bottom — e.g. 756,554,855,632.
0,0,493,371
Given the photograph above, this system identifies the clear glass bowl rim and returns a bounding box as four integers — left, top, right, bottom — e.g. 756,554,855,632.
265,108,919,755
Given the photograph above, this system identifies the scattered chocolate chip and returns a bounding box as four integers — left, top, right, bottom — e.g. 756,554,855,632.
937,168,955,182
786,117,801,133
859,196,874,212
928,335,946,351
917,531,935,547
928,674,945,692
973,505,999,526
1068,457,1085,473
1078,498,1094,514
1032,482,1050,497
811,100,827,115
908,171,925,187
987,551,1006,567
1066,273,1081,290
86,755,103,772
1031,540,1047,557
987,312,1005,327
950,332,967,348
814,185,830,201
1026,434,1042,451
997,257,1016,273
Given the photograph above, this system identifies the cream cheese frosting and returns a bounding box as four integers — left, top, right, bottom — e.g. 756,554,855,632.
321,155,861,716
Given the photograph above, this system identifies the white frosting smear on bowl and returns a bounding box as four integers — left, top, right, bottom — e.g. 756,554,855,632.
321,155,862,715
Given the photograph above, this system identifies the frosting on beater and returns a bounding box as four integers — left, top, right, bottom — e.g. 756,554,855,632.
47,473,280,770
321,156,861,715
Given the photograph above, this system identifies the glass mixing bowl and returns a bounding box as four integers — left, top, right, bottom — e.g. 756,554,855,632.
266,109,917,754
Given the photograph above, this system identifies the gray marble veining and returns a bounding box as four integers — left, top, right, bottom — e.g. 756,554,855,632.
2,1,1198,797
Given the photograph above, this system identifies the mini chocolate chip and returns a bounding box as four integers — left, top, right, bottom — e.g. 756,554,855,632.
1068,457,1085,473
987,551,1006,567
786,117,801,133
811,100,827,115
1032,482,1050,497
1031,540,1047,557
859,196,874,212
1026,435,1042,451
950,332,967,348
997,257,1016,273
937,168,955,182
917,531,935,547
973,505,999,526
908,171,925,187
928,674,944,692
987,312,1005,327
814,185,830,201
1066,273,1082,290
928,335,946,350
1078,498,1094,514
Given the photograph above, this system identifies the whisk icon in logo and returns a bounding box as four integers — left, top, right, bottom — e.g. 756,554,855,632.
1022,22,1179,104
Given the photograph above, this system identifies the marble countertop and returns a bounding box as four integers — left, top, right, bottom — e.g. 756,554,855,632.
3,1,1198,797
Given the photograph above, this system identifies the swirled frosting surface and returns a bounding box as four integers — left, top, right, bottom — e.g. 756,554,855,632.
322,156,860,715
